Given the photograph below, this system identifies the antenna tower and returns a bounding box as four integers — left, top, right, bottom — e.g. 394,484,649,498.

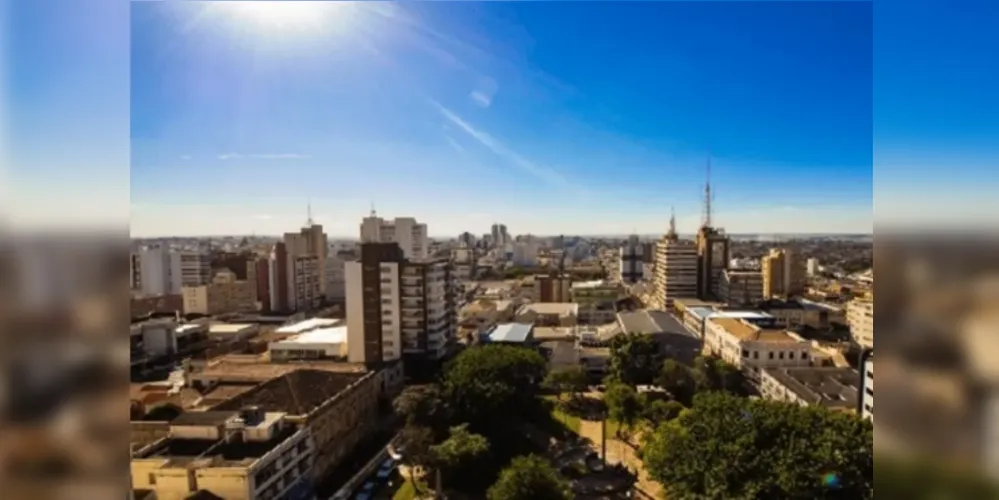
702,156,713,228
306,198,314,227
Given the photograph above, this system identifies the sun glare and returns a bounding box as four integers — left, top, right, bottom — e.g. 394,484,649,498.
221,1,352,33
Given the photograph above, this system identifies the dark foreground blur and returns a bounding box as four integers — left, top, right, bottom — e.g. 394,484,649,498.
0,229,998,499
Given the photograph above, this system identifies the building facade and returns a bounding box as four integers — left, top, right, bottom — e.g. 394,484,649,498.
861,357,873,420
718,270,764,307
619,235,653,284
653,236,698,311
704,317,813,384
133,248,211,296
696,226,730,300
360,215,429,259
181,269,257,316
761,248,807,299
848,295,874,349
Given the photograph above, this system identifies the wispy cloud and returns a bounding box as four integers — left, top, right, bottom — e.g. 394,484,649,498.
430,100,585,195
218,153,311,160
444,135,465,153
469,77,498,108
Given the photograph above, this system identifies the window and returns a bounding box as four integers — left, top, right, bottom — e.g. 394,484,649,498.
788,352,795,360
742,349,749,358
753,351,759,359
802,352,809,360
148,473,157,485
768,352,774,360
778,352,785,360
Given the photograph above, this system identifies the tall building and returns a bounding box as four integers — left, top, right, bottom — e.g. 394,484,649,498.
490,223,509,247
847,294,874,349
360,212,429,259
284,207,328,296
452,244,478,283
653,209,698,310
761,248,806,298
346,243,456,366
458,231,476,247
719,270,764,306
132,247,210,296
695,226,730,300
181,269,257,316
535,274,572,303
619,235,652,284
511,237,539,266
268,241,322,313
806,257,820,276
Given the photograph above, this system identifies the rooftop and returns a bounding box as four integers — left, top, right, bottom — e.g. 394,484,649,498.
208,323,257,334
617,309,688,336
488,323,534,343
210,369,366,416
763,366,860,409
571,280,609,289
192,359,367,383
708,310,773,320
517,303,579,316
135,413,298,467
275,317,342,334
710,317,800,343
274,326,347,345
686,306,717,319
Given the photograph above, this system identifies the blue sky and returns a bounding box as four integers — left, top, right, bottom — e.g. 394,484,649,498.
4,1,997,236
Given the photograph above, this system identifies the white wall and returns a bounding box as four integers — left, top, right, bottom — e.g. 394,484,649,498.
345,261,366,363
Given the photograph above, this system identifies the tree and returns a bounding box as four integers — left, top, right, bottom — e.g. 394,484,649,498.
443,344,547,429
543,365,589,401
393,384,450,435
692,356,745,395
641,399,684,426
604,383,642,438
431,424,492,492
608,332,661,386
657,359,697,406
641,392,873,499
487,454,572,500
400,423,436,494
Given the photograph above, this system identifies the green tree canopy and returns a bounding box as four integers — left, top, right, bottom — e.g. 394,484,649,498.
641,392,873,499
543,365,589,400
431,424,492,491
641,399,684,426
443,344,547,428
692,355,746,395
393,384,450,435
608,332,661,386
487,454,572,500
604,382,642,436
657,359,698,405
399,423,436,493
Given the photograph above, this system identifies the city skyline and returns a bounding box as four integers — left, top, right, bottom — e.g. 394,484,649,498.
125,1,873,237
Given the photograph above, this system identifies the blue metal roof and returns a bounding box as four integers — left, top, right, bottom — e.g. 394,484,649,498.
488,323,534,343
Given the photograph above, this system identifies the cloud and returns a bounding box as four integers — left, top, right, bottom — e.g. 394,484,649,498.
217,153,311,160
444,135,465,153
430,100,585,195
469,77,498,108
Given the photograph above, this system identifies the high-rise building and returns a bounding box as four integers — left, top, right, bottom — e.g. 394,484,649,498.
761,248,806,298
535,274,572,303
132,247,210,296
653,210,698,310
619,235,653,284
806,257,820,276
284,208,328,297
346,243,456,366
181,269,257,316
267,241,321,313
847,294,874,349
719,270,764,307
695,226,729,300
458,232,476,247
360,212,428,259
452,244,478,282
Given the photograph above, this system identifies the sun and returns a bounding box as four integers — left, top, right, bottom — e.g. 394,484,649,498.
220,1,353,34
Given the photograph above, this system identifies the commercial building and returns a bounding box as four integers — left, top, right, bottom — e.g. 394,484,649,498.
133,248,211,296
761,248,807,299
345,243,456,365
269,324,348,362
181,269,257,316
511,237,540,266
284,221,329,298
619,235,654,284
452,244,478,283
652,217,698,310
267,242,321,313
847,295,874,349
490,223,509,247
760,366,860,412
515,303,579,327
535,274,572,303
130,408,315,500
704,317,813,384
695,226,730,300
807,258,820,276
570,280,622,325
360,214,428,259
718,270,764,307
679,306,775,340
862,357,874,420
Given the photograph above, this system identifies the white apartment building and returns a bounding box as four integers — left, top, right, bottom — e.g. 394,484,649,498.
346,243,456,365
132,247,210,296
653,237,698,310
862,357,874,420
807,257,820,276
360,215,428,259
452,245,477,283
704,317,813,384
847,295,874,349
511,239,539,266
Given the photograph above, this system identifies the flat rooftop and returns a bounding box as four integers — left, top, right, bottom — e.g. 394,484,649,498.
617,309,689,336
208,323,256,334
708,310,773,320
275,318,342,334
210,369,366,416
686,306,717,319
192,359,367,382
710,317,799,343
763,366,860,410
135,413,297,467
571,280,608,289
518,303,578,316
533,326,577,340
275,326,347,345
488,323,534,343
